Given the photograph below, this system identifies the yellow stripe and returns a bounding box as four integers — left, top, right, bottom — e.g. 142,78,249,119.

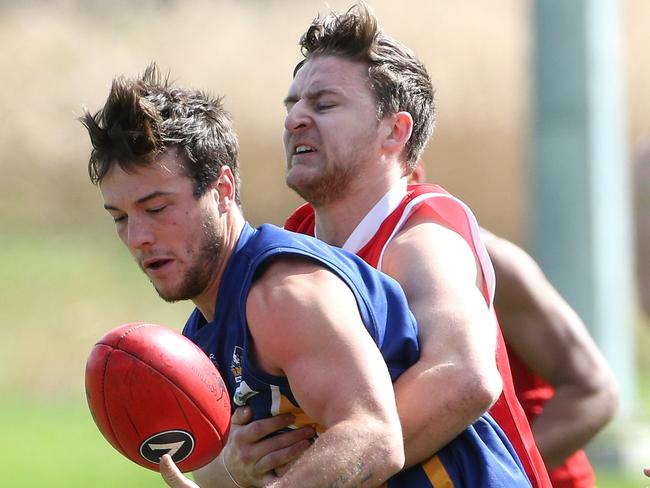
422,455,454,487
278,394,326,433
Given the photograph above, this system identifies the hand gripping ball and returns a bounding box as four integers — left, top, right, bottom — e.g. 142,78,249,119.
85,323,231,472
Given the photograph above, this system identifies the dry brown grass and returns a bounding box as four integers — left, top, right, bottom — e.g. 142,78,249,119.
0,0,647,243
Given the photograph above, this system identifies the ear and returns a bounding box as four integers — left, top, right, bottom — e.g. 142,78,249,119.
382,111,413,153
213,166,237,213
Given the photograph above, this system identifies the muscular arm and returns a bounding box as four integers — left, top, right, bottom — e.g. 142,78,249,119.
482,230,618,468
380,215,502,467
245,258,404,487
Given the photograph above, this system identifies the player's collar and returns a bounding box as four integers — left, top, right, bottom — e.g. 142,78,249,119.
341,178,408,254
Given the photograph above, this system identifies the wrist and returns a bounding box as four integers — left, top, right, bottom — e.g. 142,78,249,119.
222,454,246,488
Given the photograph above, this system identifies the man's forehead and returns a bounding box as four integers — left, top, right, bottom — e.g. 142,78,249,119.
100,151,188,200
109,149,185,177
289,56,369,95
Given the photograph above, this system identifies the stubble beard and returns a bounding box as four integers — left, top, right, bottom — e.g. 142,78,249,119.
286,135,371,208
153,217,224,303
287,160,357,207
287,122,380,207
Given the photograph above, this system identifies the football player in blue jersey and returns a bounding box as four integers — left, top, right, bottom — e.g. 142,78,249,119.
81,64,533,487
81,64,406,487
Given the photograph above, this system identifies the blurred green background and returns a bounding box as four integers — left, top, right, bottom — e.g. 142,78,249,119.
1,0,648,486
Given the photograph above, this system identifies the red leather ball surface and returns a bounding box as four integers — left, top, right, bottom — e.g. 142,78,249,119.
85,322,231,472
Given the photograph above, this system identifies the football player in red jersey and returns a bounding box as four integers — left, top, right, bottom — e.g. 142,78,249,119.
209,3,551,488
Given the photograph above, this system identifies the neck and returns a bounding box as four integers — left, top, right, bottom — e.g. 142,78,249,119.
193,211,246,322
313,165,403,247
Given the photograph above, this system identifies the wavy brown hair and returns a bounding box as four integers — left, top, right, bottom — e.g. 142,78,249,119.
80,63,240,202
295,2,435,169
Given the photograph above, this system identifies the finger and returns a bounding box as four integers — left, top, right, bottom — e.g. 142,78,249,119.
261,469,281,485
160,454,199,488
223,425,314,483
231,406,253,426
257,438,312,473
248,427,314,472
236,414,299,442
644,466,650,477
274,460,293,478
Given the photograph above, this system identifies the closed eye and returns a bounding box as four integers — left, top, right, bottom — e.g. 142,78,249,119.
147,205,167,214
316,103,335,111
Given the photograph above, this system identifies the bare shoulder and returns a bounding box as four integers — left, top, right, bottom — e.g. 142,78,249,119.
244,256,357,372
382,208,481,289
249,256,330,298
246,256,340,324
389,212,475,259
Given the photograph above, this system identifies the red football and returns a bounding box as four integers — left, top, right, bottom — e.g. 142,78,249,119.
85,322,231,472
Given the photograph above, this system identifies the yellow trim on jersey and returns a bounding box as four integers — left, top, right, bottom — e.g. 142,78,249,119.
278,393,453,487
279,394,326,433
423,455,454,487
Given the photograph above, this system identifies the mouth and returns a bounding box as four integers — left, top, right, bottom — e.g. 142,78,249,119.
142,257,174,274
293,144,317,156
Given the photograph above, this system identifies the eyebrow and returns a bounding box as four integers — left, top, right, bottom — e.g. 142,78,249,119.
103,191,173,211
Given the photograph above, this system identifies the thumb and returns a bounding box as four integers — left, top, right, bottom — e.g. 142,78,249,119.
232,406,253,426
160,454,200,488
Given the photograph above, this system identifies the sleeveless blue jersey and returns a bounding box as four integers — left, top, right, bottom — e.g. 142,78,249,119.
183,223,531,487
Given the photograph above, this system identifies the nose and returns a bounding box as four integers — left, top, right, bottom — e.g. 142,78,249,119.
284,101,312,133
124,215,155,251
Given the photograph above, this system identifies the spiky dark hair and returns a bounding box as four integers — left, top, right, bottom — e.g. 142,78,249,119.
80,63,240,201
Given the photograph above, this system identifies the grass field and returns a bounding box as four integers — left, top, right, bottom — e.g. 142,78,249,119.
1,231,648,487
0,399,644,488
1,400,165,487
0,231,193,486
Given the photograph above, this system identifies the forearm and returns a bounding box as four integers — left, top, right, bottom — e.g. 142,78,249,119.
395,361,501,467
532,382,618,468
268,420,403,488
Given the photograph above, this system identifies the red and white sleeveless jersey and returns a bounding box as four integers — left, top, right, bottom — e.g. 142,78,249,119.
285,180,552,488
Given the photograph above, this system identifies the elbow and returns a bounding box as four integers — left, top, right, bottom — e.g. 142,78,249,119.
585,361,620,428
376,421,405,479
469,365,503,413
383,435,406,478
596,372,620,426
386,451,405,479
386,417,406,472
571,370,620,432
487,365,504,407
449,364,503,423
